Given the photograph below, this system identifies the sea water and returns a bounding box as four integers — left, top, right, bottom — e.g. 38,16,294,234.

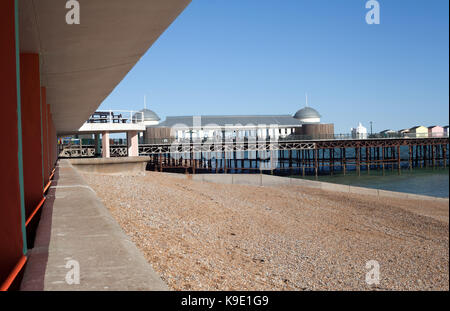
293,167,449,198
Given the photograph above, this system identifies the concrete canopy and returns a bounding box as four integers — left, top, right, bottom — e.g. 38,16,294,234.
19,0,190,135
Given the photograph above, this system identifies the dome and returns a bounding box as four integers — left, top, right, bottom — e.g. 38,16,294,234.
132,108,160,122
293,107,321,120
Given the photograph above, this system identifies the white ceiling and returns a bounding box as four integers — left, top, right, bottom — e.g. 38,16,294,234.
19,0,190,135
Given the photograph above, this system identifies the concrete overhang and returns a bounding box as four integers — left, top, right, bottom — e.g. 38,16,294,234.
77,122,146,134
19,0,190,135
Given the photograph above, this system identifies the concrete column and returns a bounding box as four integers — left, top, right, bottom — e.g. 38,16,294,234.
127,131,139,157
102,132,110,158
94,133,101,157
20,53,44,220
0,0,28,285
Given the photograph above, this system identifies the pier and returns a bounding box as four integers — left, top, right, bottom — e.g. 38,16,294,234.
59,136,449,177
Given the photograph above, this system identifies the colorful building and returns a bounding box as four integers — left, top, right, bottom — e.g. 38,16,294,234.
409,126,428,138
428,125,444,137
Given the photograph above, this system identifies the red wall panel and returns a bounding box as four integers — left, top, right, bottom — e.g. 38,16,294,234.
0,0,26,285
20,53,44,219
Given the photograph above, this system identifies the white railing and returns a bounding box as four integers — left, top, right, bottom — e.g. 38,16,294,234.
86,110,145,124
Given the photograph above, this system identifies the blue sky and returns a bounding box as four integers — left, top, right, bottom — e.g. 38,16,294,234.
99,0,449,134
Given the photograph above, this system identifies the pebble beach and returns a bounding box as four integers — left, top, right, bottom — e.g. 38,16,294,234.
82,171,449,291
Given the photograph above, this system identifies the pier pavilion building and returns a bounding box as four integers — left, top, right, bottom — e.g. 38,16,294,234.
141,106,335,142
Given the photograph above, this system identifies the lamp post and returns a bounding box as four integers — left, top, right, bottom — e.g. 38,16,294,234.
370,121,373,136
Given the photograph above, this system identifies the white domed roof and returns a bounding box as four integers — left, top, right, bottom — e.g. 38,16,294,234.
293,107,321,120
133,108,160,122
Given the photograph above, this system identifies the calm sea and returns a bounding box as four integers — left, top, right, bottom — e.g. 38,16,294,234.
292,167,449,198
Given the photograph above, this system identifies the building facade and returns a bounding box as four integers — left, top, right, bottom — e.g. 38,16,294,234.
409,126,429,138
142,106,335,143
428,125,444,137
351,122,368,139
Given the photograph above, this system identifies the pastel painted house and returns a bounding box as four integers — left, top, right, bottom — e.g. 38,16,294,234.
409,126,428,138
399,128,410,136
380,129,397,137
428,125,444,137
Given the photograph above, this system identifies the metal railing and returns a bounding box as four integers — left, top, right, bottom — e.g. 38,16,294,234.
279,132,449,141
86,110,144,124
57,131,449,158
58,144,129,158
141,132,449,145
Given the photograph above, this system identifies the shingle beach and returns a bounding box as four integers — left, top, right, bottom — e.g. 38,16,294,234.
82,172,449,291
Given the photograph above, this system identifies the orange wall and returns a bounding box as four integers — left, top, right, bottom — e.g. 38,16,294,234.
20,53,44,219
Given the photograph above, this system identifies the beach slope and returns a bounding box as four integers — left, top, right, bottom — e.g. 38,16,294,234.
82,172,449,290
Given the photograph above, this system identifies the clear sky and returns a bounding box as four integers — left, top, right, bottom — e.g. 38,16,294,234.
98,0,449,134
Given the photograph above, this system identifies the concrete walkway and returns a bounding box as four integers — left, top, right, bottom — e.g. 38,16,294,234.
21,159,168,290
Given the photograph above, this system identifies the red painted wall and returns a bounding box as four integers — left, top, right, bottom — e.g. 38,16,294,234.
20,53,44,219
0,0,26,285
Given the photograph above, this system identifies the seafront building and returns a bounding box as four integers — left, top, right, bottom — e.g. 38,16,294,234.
138,106,335,143
380,129,397,137
381,126,449,138
428,125,444,137
351,122,368,139
409,125,429,138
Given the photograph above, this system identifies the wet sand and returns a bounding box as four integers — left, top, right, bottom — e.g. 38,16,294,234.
82,171,449,290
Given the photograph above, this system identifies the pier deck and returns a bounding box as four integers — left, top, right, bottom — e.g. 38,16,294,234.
59,136,449,177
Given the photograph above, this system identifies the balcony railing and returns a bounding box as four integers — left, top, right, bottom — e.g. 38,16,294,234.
86,110,144,124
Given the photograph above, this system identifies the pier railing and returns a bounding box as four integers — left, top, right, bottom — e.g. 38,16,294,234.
58,134,449,159
141,132,448,145
142,137,449,176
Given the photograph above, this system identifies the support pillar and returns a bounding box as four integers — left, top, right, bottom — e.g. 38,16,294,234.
314,147,318,178
102,132,110,158
94,133,101,157
442,145,447,168
356,147,360,176
127,131,139,157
